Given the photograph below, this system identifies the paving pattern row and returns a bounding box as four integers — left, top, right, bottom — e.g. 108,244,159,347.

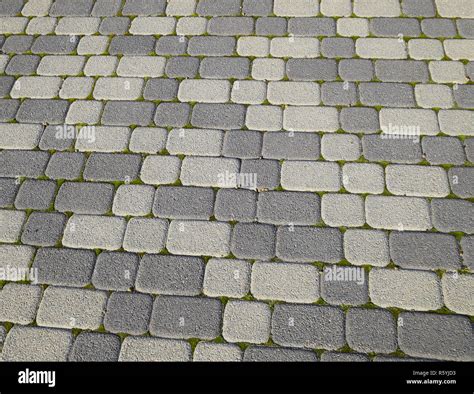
0,0,473,362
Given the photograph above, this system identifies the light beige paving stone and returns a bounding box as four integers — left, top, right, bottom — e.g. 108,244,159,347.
0,284,42,325
408,39,444,60
180,157,240,188
438,110,474,136
321,194,365,227
0,56,9,73
273,0,319,16
10,76,62,99
123,218,168,253
320,0,352,16
270,38,320,58
0,210,26,243
2,326,73,361
140,155,181,185
337,18,369,37
343,163,385,195
37,56,86,76
166,128,223,156
344,229,390,267
0,18,29,34
119,337,191,361
321,134,361,161
281,161,341,192
251,262,320,303
0,245,35,277
75,126,130,152
176,17,207,36
353,0,401,17
252,58,286,81
385,165,450,198
435,0,474,18
129,127,168,154
93,77,144,100
283,107,339,132
62,214,126,251
193,342,242,362
444,40,474,61
369,268,443,311
112,184,155,217
246,105,283,131
55,17,100,35
166,220,232,257
237,37,270,57
166,0,197,16
442,273,474,315
222,300,271,344
203,259,251,298
77,36,109,55
130,17,176,35
59,77,94,99
415,85,454,109
117,56,166,77
178,79,231,103
26,17,57,34
231,80,267,104
84,56,118,76
36,287,107,330
268,82,320,106
66,101,103,124
429,61,468,84
380,109,440,136
356,38,407,59
365,196,432,231
0,124,43,150
22,0,53,16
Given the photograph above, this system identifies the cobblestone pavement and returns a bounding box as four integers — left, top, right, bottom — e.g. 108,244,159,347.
0,0,473,362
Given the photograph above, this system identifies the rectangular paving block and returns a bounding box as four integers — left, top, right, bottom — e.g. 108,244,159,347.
442,273,474,316
69,332,121,362
267,82,320,105
123,218,168,254
272,304,345,350
83,153,142,182
180,156,240,188
0,283,42,325
92,251,139,292
214,189,257,222
194,342,242,362
270,37,319,58
0,209,25,243
231,223,276,260
321,265,369,306
119,337,191,362
112,184,154,217
55,182,114,215
0,123,43,150
369,268,443,311
274,0,319,16
344,229,390,267
321,193,365,228
149,295,222,340
178,79,231,103
356,38,407,59
431,199,474,234
276,226,343,263
362,135,423,164
281,161,341,192
251,261,320,303
283,106,339,132
203,258,251,298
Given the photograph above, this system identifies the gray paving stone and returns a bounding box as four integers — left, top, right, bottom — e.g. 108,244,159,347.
0,0,24,15
69,332,121,362
153,186,214,220
257,191,321,225
135,255,204,296
143,78,178,101
83,153,141,182
0,150,50,178
240,159,281,191
32,247,96,287
196,0,241,16
338,59,374,82
39,125,75,151
286,59,338,81
188,36,235,56
449,167,474,198
99,17,130,35
276,226,343,263
119,337,191,361
16,99,69,124
0,76,14,97
370,18,421,37
91,251,138,292
288,17,336,36
0,99,19,121
321,80,358,105
191,103,246,130
262,132,320,160
208,17,254,36
401,0,436,17
5,55,40,75
200,57,250,79
390,231,461,270
21,212,66,247
255,17,288,36
156,36,187,56
375,60,429,83
214,189,257,223
272,304,345,350
0,178,19,208
102,101,155,126
346,308,397,353
50,0,93,16
194,342,242,362
165,56,200,78
1,35,34,54
453,85,474,109
55,182,114,215
0,283,42,325
321,37,355,58
320,265,369,306
244,346,318,362
154,103,191,128
31,36,78,54
223,130,262,159
36,286,107,330
203,258,251,298
92,0,122,16
422,137,466,165
340,107,379,134
457,19,474,38
150,296,222,340
243,0,273,16
252,261,320,303
231,223,276,260
432,199,474,234
45,152,86,181
122,0,166,15
362,135,423,164
461,236,474,270
15,179,56,210
421,18,457,38
123,218,168,253
359,82,415,108
398,312,473,361
109,36,155,55
321,351,370,362
223,300,271,344
2,326,73,362
104,292,153,335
